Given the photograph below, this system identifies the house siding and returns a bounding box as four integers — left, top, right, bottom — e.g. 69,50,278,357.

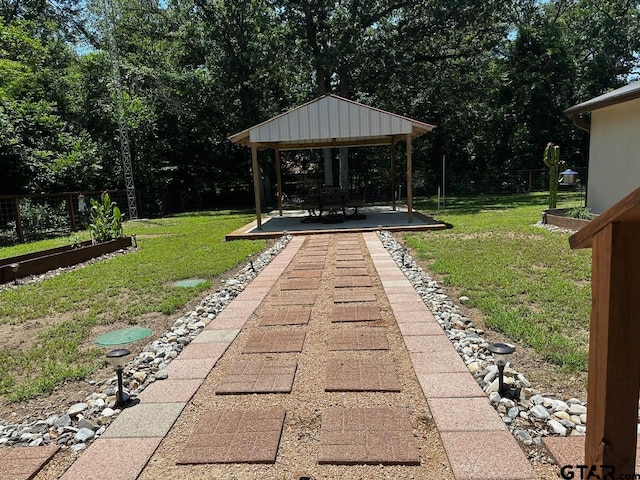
587,97,640,214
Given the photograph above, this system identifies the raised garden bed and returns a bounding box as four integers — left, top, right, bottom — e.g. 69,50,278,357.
542,208,593,231
0,236,134,283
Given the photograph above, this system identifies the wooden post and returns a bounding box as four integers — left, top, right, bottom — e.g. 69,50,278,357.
275,148,283,216
406,134,413,223
584,222,640,475
570,187,640,477
251,144,262,230
391,141,397,211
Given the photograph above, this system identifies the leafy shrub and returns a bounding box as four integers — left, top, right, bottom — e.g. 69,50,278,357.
566,206,594,220
19,198,69,237
88,192,123,243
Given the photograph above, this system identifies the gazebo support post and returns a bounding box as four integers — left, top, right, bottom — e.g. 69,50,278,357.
251,144,262,229
391,141,397,211
275,148,283,216
406,133,413,222
584,221,640,476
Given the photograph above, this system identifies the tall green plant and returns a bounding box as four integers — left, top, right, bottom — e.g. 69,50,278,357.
543,142,560,209
88,192,123,243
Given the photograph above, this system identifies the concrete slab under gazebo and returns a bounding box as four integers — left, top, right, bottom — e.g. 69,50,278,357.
229,94,438,231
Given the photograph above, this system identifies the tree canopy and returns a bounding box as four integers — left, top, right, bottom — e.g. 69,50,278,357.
2,0,639,212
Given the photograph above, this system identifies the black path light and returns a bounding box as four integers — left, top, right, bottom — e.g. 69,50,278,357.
399,246,409,267
247,253,255,272
9,263,19,284
106,348,131,408
488,342,516,397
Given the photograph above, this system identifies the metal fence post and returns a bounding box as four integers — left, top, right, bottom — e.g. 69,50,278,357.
13,196,24,242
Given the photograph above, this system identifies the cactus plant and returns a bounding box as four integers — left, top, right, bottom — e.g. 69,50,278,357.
543,142,560,209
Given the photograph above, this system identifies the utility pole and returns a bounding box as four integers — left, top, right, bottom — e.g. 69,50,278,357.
103,0,138,219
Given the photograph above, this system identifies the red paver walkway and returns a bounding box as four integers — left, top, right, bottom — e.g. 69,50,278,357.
52,233,538,479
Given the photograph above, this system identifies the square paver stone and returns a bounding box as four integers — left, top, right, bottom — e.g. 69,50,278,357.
440,431,536,480
542,436,640,470
270,291,317,305
192,329,240,344
138,379,203,403
335,276,373,288
398,322,442,336
335,261,366,269
336,254,364,261
287,269,323,278
428,397,507,432
216,359,297,394
60,438,160,480
328,328,389,351
101,403,185,438
332,304,381,322
178,409,286,464
325,357,401,392
0,445,59,480
259,307,311,326
318,408,419,465
297,255,327,263
178,342,229,360
165,358,215,379
291,262,325,270
410,351,468,374
417,372,485,398
243,331,306,353
334,288,376,303
335,268,368,276
280,278,321,290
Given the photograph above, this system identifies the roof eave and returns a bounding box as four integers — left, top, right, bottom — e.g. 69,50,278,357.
565,84,640,116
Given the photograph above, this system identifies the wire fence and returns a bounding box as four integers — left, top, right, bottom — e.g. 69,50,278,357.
0,190,130,244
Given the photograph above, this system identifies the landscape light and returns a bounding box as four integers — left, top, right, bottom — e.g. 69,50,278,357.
9,263,19,284
106,348,131,408
488,342,515,396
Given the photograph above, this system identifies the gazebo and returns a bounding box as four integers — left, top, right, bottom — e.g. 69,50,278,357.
229,94,435,229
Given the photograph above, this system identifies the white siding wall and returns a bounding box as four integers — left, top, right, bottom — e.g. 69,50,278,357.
587,97,640,214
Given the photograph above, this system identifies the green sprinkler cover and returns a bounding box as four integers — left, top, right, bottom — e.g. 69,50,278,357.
94,327,153,346
173,278,207,288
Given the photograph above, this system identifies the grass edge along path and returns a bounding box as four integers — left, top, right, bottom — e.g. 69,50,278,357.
0,211,265,402
406,193,591,374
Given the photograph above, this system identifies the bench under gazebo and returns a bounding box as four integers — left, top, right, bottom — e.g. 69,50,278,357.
229,94,441,236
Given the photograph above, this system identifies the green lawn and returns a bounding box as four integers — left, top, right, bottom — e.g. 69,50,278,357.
0,212,264,401
407,192,591,372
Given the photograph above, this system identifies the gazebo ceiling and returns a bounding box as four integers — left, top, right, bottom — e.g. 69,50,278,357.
229,94,435,150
